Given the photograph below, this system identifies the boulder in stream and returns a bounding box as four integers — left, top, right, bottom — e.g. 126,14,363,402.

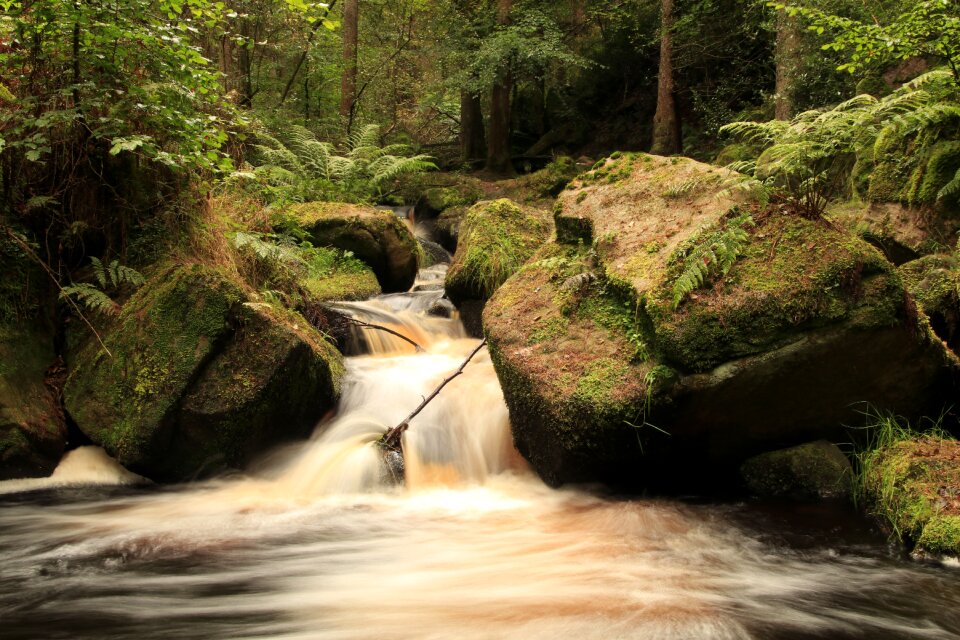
64,264,344,481
445,199,552,305
484,153,958,489
282,202,420,293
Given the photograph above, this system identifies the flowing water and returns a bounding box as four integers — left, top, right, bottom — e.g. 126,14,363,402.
2,264,959,640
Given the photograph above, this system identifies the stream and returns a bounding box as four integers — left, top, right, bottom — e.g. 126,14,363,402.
1,263,959,640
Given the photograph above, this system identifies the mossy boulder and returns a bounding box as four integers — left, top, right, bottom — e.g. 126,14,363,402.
445,199,552,305
862,437,960,558
0,326,67,479
484,153,956,489
741,441,853,501
283,202,420,292
899,254,960,353
64,264,344,481
508,156,579,201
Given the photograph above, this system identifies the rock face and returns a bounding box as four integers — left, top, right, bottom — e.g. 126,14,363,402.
445,199,552,305
829,201,957,265
485,153,957,489
64,265,344,482
899,254,959,354
0,327,67,479
284,202,420,292
741,441,853,501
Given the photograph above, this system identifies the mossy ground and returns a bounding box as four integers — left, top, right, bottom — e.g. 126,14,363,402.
445,198,552,303
861,436,960,556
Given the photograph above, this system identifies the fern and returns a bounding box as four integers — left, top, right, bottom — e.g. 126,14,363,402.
671,212,753,309
247,123,436,203
60,283,120,316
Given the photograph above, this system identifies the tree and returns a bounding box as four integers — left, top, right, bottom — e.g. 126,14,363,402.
651,0,682,155
486,0,514,174
341,0,360,126
774,8,801,120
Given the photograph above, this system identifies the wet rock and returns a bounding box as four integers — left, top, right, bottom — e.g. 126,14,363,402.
741,441,853,501
65,265,344,482
282,202,420,293
829,202,956,264
485,153,957,489
426,299,456,319
0,327,67,479
418,237,452,267
445,199,552,305
435,206,466,253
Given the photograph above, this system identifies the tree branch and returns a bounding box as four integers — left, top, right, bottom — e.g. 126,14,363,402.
379,339,487,452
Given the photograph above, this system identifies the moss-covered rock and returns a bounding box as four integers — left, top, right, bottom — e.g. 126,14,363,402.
283,202,420,292
861,437,960,558
508,156,579,201
485,153,957,489
741,440,853,500
445,199,552,305
0,326,67,479
899,254,960,353
64,264,343,481
399,173,485,216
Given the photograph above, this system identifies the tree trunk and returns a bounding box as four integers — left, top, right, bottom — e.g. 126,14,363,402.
340,0,359,125
460,89,486,163
651,0,681,156
774,10,802,121
486,0,514,175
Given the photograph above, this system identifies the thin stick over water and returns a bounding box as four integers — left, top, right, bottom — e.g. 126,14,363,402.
380,339,487,452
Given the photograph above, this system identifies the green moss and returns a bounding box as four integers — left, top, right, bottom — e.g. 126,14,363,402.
860,435,960,556
898,255,959,316
512,157,578,200
917,141,960,206
528,316,569,345
918,515,960,555
647,216,903,372
574,358,631,409
445,199,552,303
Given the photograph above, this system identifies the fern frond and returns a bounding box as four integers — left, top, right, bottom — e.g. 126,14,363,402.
108,260,145,289
368,155,437,185
90,256,108,289
938,167,960,202
60,283,120,316
670,214,753,309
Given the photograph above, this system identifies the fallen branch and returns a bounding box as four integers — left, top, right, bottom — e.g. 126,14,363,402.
344,315,423,351
379,339,487,453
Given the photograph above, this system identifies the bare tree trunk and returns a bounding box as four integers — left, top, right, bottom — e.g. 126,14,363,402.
460,89,486,163
774,10,801,121
340,0,359,126
651,0,681,156
486,0,514,175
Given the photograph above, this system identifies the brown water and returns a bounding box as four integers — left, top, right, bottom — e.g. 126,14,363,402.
1,265,959,640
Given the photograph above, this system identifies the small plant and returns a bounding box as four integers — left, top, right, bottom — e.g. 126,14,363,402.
670,211,754,309
60,257,145,316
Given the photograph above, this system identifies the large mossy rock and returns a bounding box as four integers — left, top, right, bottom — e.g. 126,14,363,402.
284,202,420,292
485,153,957,489
862,437,960,558
0,326,67,479
64,264,344,481
445,198,552,305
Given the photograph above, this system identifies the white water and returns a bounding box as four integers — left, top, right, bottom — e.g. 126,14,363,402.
1,264,959,639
